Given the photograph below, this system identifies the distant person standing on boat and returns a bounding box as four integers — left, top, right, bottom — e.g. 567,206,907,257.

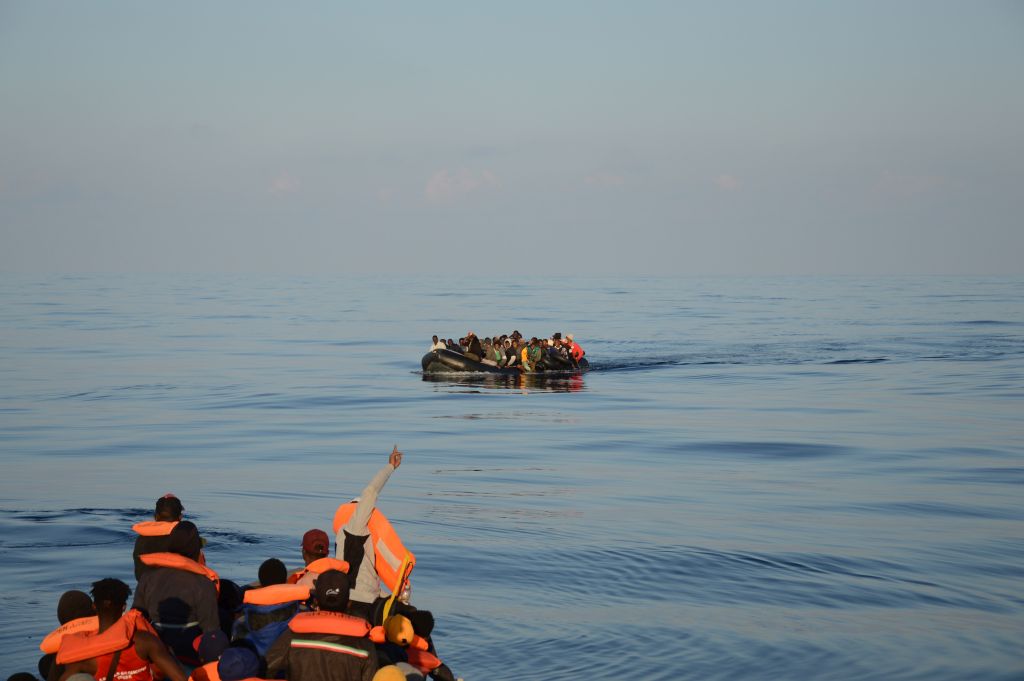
429,335,446,351
133,494,185,579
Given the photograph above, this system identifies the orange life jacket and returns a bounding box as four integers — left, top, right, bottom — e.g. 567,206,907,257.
188,660,220,681
56,610,156,665
366,621,440,673
131,521,179,536
40,615,99,653
243,583,312,606
407,647,444,675
140,552,220,594
570,341,585,361
332,503,415,595
287,556,350,584
287,611,372,638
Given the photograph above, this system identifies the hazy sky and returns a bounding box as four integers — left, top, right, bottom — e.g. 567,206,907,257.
2,1,1022,275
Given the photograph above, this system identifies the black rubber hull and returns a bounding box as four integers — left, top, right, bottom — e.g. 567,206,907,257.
421,349,588,375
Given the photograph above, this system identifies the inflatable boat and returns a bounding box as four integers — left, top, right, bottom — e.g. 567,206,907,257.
421,349,588,375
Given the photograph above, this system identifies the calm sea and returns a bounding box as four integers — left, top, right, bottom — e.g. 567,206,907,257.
1,275,1022,680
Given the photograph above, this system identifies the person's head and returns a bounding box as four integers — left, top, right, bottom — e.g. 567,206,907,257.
154,493,183,521
8,673,40,681
57,590,94,624
258,558,288,586
567,333,575,342
167,520,202,561
194,630,230,664
217,647,261,681
313,569,349,613
301,528,329,564
431,335,438,343
90,578,131,618
218,579,244,615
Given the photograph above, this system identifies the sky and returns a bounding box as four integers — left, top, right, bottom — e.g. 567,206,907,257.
1,1,1022,275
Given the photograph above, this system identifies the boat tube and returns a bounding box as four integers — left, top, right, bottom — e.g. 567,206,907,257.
421,349,588,375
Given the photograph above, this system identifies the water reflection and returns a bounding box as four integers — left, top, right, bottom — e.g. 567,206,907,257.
421,372,585,393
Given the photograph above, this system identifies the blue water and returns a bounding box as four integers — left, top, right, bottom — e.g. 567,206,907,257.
1,275,1022,680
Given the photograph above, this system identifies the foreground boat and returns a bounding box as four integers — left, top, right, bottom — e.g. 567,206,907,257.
421,349,588,375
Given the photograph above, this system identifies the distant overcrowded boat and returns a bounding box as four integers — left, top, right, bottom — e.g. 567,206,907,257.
421,330,587,374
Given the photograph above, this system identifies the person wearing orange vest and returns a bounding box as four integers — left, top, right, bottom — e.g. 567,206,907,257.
288,530,350,588
55,578,185,681
566,333,585,362
336,446,403,619
131,521,220,667
133,494,185,580
265,570,379,681
38,591,98,681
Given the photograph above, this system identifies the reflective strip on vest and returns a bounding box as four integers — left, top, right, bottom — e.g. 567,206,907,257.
332,503,415,595
290,639,369,658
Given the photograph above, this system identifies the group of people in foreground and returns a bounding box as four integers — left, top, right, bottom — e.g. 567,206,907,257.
24,447,458,681
430,330,585,371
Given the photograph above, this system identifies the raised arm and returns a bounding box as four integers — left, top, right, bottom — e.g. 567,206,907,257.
344,446,402,536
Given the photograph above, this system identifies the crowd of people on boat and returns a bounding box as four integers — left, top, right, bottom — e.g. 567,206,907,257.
429,330,585,371
19,447,458,681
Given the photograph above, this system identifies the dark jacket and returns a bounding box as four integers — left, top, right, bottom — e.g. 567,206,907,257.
265,627,378,681
132,534,173,580
131,565,219,664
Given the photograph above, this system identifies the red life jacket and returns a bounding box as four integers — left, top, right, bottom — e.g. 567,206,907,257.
140,552,220,595
56,610,156,665
40,615,99,654
332,503,415,595
570,341,585,361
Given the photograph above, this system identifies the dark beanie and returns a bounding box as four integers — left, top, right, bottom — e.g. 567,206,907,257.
167,520,202,559
57,590,94,624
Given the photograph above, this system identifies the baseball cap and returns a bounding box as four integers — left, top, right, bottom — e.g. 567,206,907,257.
314,569,349,612
302,529,329,557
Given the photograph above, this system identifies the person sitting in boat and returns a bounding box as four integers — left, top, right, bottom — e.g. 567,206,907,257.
479,338,499,366
463,332,482,362
503,338,519,368
428,335,445,352
133,494,186,580
445,338,459,353
132,521,220,667
38,591,98,681
186,631,229,681
265,570,380,681
490,338,508,367
288,529,350,590
566,333,585,363
55,578,186,681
